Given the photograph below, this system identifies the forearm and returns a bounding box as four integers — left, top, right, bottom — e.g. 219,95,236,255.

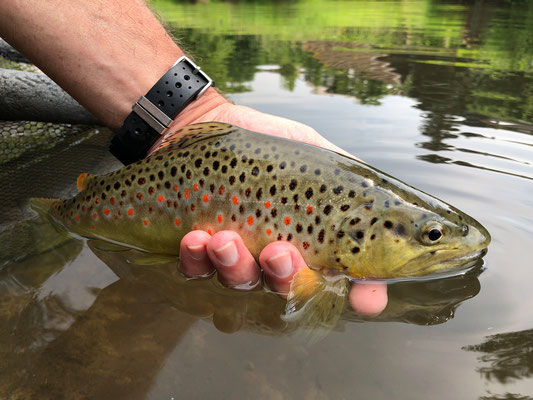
0,0,225,130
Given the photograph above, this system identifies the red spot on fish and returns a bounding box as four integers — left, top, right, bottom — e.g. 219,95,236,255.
75,215,80,221
264,201,271,209
95,198,100,204
284,217,291,226
219,185,225,195
137,193,143,200
93,213,98,220
157,195,164,203
173,185,178,192
207,228,213,235
217,214,223,224
203,194,209,203
247,216,254,226
306,205,313,215
185,188,190,199
103,208,110,216
128,208,134,216
193,183,199,192
110,197,115,205
303,241,310,250
91,224,96,229
175,218,181,226
266,228,272,236
143,219,149,226
193,225,198,230
232,196,239,205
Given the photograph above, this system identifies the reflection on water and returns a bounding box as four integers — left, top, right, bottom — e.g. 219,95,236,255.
1,0,533,399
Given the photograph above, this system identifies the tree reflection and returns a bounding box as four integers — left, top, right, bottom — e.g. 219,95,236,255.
464,329,533,384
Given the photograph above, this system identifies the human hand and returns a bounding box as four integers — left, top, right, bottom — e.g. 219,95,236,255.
149,90,388,316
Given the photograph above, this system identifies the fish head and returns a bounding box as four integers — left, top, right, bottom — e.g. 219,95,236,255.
334,187,491,279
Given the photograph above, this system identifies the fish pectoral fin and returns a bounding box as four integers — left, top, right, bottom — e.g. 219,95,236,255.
282,268,348,343
76,172,94,192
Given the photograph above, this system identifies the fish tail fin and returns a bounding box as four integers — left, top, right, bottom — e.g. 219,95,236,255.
30,197,59,219
283,268,348,344
76,172,94,192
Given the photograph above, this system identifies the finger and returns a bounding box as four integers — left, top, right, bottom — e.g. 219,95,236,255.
259,241,308,296
179,230,215,278
348,282,388,316
206,231,261,289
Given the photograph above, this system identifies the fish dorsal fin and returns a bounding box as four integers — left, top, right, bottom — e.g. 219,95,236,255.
76,173,94,192
153,122,238,153
283,268,349,344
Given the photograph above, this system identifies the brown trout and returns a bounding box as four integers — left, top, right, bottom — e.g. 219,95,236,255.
34,122,490,280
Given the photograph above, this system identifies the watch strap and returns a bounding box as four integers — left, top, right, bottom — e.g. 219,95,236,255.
110,56,213,165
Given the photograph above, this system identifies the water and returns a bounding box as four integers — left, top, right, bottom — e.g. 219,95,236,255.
1,0,532,399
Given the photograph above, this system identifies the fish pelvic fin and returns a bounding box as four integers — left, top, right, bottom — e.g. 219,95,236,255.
283,268,349,344
76,172,94,192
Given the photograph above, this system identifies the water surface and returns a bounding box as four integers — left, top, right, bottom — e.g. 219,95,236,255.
1,1,532,399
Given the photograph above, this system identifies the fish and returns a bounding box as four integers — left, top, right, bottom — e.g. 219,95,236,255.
32,122,490,336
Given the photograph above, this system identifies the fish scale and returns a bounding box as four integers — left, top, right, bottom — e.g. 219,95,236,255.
38,122,490,279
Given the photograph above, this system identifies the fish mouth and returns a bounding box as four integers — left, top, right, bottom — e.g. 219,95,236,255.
395,247,488,279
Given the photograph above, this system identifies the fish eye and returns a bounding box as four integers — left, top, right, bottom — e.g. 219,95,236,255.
419,222,445,245
428,229,442,241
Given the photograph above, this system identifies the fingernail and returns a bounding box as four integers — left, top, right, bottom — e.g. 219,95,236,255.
187,244,206,260
213,241,239,266
265,251,293,278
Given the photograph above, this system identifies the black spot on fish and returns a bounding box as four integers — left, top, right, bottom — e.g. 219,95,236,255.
251,166,259,176
270,185,277,195
277,233,283,241
186,170,192,179
289,180,297,190
239,173,246,183
351,246,360,254
324,205,332,215
213,161,220,171
125,179,131,187
271,208,278,217
239,205,245,214
229,176,236,185
300,165,307,173
350,218,360,225
356,231,364,239
256,188,263,200
361,181,369,188
348,190,356,198
230,158,237,168
158,171,164,180
320,184,327,193
231,214,236,222
305,188,313,199
279,161,287,169
337,231,345,239
150,174,155,182
287,233,293,241
395,224,406,237
281,197,287,204
314,169,321,175
296,224,303,233
333,186,343,195
384,200,390,208
241,155,248,163
267,165,273,173
210,184,215,193
340,205,350,211
221,165,228,173
165,181,171,189
307,225,313,234
371,234,376,240
364,202,373,210
203,167,210,176
179,177,184,185
256,209,262,218
105,185,111,192
148,187,155,195
370,217,378,225
318,229,325,243
315,216,321,225
181,165,186,173
245,188,252,198
384,221,393,229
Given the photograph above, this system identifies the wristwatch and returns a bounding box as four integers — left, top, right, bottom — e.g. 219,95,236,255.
109,56,214,165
